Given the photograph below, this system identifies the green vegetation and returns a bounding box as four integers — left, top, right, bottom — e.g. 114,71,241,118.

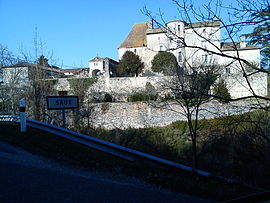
0,123,257,201
151,51,179,75
67,78,97,94
128,92,152,102
248,6,270,69
212,78,231,103
117,51,144,77
103,93,113,102
68,77,98,129
127,82,157,102
81,110,270,188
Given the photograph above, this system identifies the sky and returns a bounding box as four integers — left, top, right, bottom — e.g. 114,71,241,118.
0,0,243,69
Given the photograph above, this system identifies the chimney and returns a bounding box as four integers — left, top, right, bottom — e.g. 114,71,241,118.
240,35,247,48
147,19,153,29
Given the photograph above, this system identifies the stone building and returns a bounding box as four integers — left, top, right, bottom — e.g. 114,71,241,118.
62,68,89,78
89,56,119,78
118,20,261,74
2,62,64,86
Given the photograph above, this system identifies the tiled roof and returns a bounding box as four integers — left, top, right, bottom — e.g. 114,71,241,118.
118,23,148,49
186,20,220,28
221,42,260,51
3,62,63,73
89,56,103,62
146,28,166,35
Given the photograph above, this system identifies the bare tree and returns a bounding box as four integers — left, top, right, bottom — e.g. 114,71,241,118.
143,0,270,104
159,64,218,169
67,77,97,129
141,0,270,170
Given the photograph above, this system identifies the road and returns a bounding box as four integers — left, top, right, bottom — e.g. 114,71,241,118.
0,141,214,203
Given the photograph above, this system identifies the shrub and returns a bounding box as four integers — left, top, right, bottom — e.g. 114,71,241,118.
117,51,144,77
128,92,150,102
145,82,157,101
212,79,231,103
103,93,113,102
151,51,179,75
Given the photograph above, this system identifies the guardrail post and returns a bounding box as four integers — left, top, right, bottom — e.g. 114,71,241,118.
19,98,27,132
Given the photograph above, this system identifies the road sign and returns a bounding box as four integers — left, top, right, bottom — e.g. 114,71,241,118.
47,96,79,110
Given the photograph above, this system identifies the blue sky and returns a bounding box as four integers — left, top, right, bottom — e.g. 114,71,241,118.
0,0,245,69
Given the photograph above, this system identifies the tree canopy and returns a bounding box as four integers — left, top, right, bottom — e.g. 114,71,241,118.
151,51,179,75
212,78,231,103
37,55,49,67
117,51,144,77
248,5,270,69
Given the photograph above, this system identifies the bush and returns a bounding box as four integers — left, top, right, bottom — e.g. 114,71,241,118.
151,51,179,75
128,92,150,102
103,93,113,102
212,79,231,103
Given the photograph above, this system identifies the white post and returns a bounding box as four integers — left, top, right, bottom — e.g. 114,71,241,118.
19,98,26,133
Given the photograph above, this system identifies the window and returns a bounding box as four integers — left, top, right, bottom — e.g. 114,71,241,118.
202,54,208,63
178,25,181,32
134,49,136,53
225,67,230,74
94,63,98,66
201,40,207,49
176,40,182,46
160,45,163,51
178,52,183,63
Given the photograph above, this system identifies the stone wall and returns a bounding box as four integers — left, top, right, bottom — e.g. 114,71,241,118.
81,100,262,130
55,73,268,101
54,74,268,130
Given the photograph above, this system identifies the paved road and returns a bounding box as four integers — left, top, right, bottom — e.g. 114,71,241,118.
0,142,214,203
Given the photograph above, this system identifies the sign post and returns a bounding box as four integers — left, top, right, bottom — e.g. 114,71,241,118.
47,96,79,128
19,98,26,132
61,109,66,128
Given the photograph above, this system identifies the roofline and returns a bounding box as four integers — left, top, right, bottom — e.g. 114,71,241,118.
222,46,261,51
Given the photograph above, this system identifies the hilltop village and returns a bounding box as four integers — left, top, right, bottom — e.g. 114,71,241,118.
1,19,268,129
2,19,268,100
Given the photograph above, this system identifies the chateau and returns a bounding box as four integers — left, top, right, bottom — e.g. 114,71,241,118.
118,20,261,74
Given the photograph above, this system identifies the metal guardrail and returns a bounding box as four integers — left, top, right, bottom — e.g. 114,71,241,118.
223,191,270,202
0,115,236,183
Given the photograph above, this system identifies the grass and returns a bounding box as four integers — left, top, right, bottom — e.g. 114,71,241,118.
0,123,259,201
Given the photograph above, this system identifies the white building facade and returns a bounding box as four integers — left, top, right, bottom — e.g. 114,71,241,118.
118,20,267,98
89,56,119,78
118,20,260,74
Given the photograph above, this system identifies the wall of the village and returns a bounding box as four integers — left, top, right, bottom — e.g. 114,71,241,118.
51,73,268,130
79,100,259,129
56,72,268,100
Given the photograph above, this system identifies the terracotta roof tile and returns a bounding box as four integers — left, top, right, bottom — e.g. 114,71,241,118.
118,23,148,49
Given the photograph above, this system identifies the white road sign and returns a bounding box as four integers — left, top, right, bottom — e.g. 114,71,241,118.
47,96,79,110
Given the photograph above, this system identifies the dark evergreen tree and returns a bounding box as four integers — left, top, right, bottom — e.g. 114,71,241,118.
151,51,179,75
212,79,231,103
248,6,270,69
37,55,49,67
117,51,144,76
